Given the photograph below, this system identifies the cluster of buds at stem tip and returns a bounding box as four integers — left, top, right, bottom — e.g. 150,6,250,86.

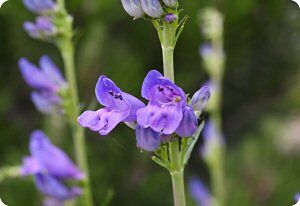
120,0,178,19
22,0,72,42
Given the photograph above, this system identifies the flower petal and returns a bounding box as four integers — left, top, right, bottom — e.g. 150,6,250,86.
137,101,183,134
21,156,43,176
141,70,163,100
78,108,129,135
30,130,84,180
31,92,61,114
136,125,161,151
121,92,145,122
35,174,80,201
176,105,198,137
189,177,212,206
19,58,55,91
40,55,65,86
95,75,129,111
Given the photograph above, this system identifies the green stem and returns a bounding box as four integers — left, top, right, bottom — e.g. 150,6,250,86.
58,37,93,206
161,21,186,206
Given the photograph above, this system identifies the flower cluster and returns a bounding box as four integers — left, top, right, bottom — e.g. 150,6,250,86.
121,0,178,19
78,70,210,151
21,130,84,205
19,56,67,114
23,0,58,40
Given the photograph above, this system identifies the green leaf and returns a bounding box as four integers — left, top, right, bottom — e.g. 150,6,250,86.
183,122,205,166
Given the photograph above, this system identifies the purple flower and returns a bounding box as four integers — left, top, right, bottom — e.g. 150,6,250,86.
23,0,56,14
191,83,211,112
200,119,224,159
43,198,65,206
24,16,57,40
140,0,163,18
21,130,83,202
78,75,145,135
137,70,197,136
121,0,144,18
189,177,212,206
295,193,300,202
136,125,161,151
35,174,82,201
162,0,177,7
22,130,84,180
19,56,66,114
165,13,177,23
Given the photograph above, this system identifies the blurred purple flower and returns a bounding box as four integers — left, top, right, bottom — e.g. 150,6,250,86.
140,0,163,18
24,16,57,40
191,83,211,112
200,119,224,159
23,0,56,14
21,130,83,202
295,193,300,202
19,56,66,114
163,0,177,7
189,177,212,206
121,0,144,18
43,198,64,206
22,130,84,179
165,13,177,23
78,75,145,135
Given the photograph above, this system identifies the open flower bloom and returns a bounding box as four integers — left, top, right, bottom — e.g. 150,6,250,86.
140,0,163,18
19,56,67,114
137,70,198,135
78,75,145,135
135,70,198,151
24,16,57,40
21,130,83,203
23,0,57,14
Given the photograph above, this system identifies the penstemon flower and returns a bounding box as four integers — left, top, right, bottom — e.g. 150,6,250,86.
136,70,198,137
19,56,67,114
140,0,164,18
191,83,211,112
24,16,57,41
21,130,84,204
189,177,212,206
162,0,177,7
78,75,145,135
120,0,144,18
23,0,57,15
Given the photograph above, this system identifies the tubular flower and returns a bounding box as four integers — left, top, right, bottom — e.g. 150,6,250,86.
24,16,57,40
191,83,211,112
121,0,144,18
21,131,83,203
140,0,164,18
162,0,177,7
189,177,212,206
19,56,67,114
78,75,145,135
137,70,197,136
23,0,57,14
136,70,199,151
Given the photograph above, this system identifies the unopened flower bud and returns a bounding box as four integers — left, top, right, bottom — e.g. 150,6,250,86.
23,0,56,15
165,13,177,23
121,0,144,18
140,0,164,18
191,84,210,112
163,0,177,7
24,16,57,40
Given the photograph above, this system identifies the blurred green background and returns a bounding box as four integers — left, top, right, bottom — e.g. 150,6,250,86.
0,0,300,205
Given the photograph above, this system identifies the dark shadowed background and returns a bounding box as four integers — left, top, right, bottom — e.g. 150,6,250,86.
0,0,300,205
